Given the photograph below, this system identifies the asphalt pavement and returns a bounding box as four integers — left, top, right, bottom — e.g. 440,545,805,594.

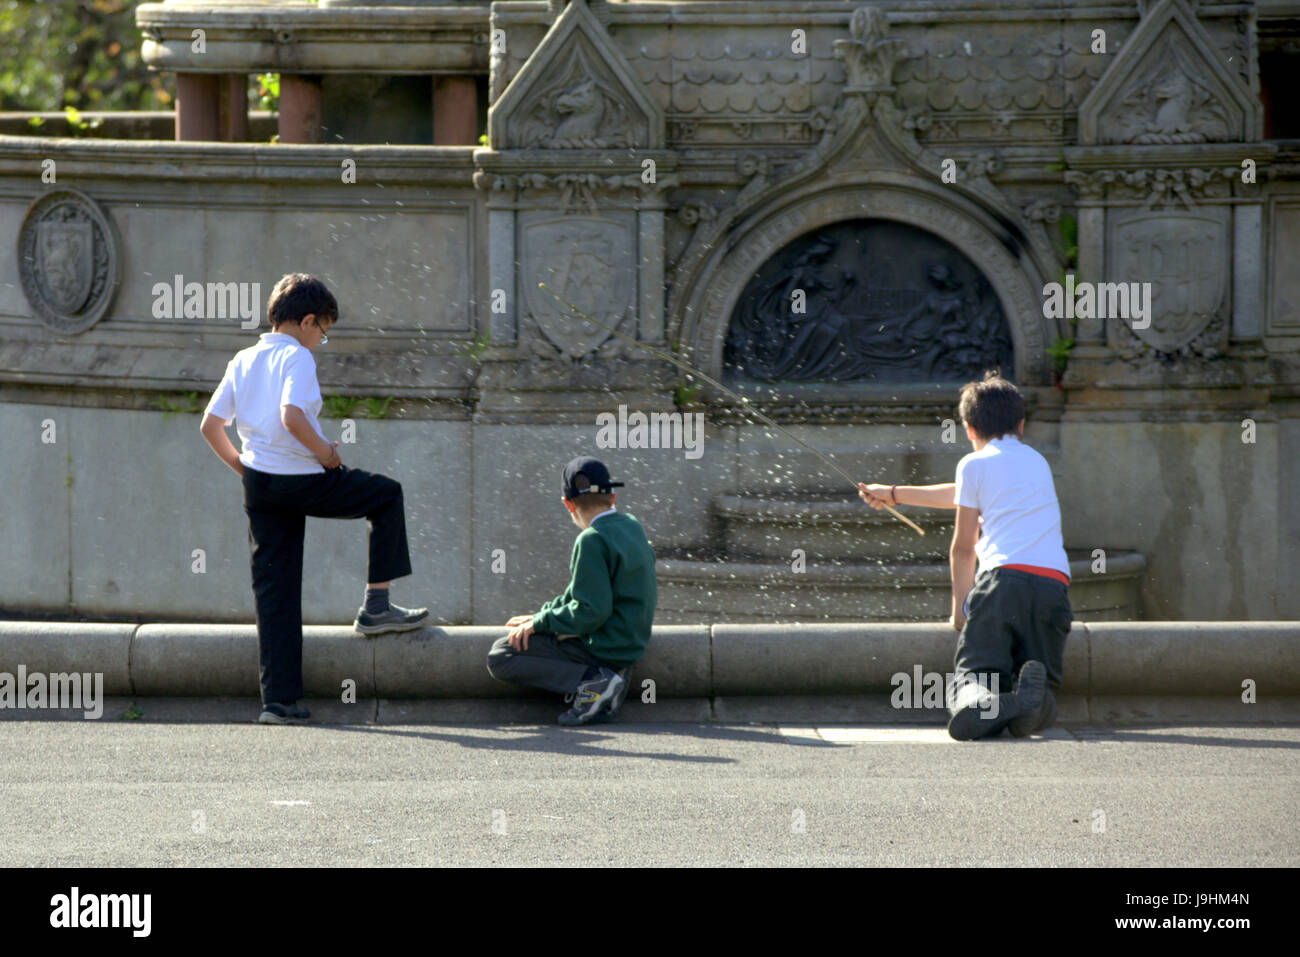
0,722,1295,866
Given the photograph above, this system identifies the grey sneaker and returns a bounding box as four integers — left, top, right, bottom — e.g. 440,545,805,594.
557,669,625,726
354,603,429,636
587,667,631,724
258,701,311,724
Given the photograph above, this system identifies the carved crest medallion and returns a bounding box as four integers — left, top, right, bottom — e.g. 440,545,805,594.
17,189,120,334
522,216,635,359
1111,212,1228,353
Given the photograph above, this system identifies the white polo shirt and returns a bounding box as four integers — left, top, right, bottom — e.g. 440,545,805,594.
203,332,328,475
953,434,1070,578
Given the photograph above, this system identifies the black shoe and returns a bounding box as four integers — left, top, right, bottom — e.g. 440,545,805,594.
258,701,310,724
354,603,429,636
946,672,1002,740
1009,687,1057,737
558,669,625,726
1005,661,1047,736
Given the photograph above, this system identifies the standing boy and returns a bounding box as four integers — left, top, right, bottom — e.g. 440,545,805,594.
200,273,428,725
487,457,657,726
860,371,1071,740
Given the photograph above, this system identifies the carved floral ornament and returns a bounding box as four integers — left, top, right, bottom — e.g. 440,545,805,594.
472,169,678,213
1063,166,1242,206
832,6,906,94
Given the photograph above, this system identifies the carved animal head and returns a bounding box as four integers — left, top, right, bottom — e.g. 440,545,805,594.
554,79,601,116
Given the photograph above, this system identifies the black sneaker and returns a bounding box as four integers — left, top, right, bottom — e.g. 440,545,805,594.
258,701,311,725
946,672,1002,741
1005,660,1047,737
557,669,625,726
354,603,429,636
1009,687,1057,737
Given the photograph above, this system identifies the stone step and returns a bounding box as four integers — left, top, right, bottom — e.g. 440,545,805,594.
654,552,1146,625
714,493,952,561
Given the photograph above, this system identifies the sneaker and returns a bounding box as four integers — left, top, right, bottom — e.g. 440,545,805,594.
946,672,1001,741
1005,660,1047,737
557,669,625,727
1009,687,1057,738
258,701,311,724
607,667,631,715
354,603,429,636
587,668,631,725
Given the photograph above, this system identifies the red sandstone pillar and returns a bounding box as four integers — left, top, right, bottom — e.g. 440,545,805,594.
278,74,323,144
217,74,249,141
175,74,220,141
433,75,479,145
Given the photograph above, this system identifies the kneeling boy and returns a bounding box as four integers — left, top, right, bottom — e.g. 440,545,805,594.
487,457,657,725
860,371,1072,740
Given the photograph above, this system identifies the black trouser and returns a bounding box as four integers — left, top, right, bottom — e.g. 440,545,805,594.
486,633,616,696
243,465,412,704
948,566,1072,738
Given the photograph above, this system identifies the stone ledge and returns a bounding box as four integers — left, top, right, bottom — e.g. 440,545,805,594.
0,621,1296,704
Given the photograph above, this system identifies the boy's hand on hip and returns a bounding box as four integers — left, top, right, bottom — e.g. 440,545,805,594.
949,612,967,632
319,442,341,469
508,620,534,650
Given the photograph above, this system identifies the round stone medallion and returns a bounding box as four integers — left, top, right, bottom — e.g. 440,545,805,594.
17,188,121,335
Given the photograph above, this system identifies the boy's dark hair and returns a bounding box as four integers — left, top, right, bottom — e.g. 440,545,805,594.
958,370,1025,440
567,474,614,511
267,273,338,329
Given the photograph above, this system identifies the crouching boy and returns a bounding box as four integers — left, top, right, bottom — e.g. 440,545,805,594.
487,457,657,726
860,371,1072,740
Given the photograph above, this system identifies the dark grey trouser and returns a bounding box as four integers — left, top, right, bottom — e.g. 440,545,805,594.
948,566,1073,738
486,633,615,696
243,465,412,705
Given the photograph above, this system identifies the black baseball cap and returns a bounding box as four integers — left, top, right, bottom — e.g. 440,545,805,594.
562,456,625,499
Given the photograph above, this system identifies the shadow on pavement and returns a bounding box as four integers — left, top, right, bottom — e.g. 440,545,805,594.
314,721,811,762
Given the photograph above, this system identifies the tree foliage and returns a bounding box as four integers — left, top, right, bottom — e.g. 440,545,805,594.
0,0,174,112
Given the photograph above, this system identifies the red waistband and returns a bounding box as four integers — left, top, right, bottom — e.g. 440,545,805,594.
1001,563,1070,586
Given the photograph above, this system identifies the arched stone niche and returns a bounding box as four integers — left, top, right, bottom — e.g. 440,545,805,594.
675,180,1051,388
723,219,1015,384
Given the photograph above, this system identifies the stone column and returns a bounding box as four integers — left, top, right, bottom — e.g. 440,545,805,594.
433,75,479,145
1232,203,1263,342
217,74,249,142
1074,206,1107,342
487,207,516,342
278,74,323,144
175,74,219,141
637,209,665,343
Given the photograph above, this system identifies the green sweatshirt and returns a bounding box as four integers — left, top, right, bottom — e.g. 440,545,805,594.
531,511,657,667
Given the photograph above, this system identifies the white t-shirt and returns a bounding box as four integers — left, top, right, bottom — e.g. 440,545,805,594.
953,434,1070,578
203,332,328,475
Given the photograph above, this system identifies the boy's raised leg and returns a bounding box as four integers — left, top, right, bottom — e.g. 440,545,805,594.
292,466,428,633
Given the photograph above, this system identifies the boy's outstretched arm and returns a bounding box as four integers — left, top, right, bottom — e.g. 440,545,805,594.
200,413,244,476
949,505,979,630
859,482,956,509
